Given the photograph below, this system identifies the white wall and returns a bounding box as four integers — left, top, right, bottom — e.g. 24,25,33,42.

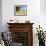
40,0,46,13
2,0,40,30
2,0,40,46
3,0,46,46
40,1,46,45
2,0,46,46
40,0,46,32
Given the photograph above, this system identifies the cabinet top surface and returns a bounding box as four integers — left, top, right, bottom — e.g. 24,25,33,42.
7,23,34,25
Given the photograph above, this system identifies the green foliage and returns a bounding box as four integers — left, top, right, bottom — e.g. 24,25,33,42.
36,25,45,41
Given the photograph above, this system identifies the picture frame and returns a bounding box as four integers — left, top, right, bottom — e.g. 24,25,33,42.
14,5,27,16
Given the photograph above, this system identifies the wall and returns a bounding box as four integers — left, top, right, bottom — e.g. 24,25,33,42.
0,0,2,32
40,0,46,32
2,0,46,46
40,0,46,13
2,0,40,30
2,0,40,46
40,0,46,46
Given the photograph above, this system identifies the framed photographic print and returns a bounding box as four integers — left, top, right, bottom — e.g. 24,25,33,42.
14,5,27,16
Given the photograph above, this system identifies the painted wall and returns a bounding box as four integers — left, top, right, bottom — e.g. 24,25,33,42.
40,1,46,45
40,0,46,13
2,0,46,46
2,0,40,46
40,0,46,32
0,0,2,32
2,0,40,31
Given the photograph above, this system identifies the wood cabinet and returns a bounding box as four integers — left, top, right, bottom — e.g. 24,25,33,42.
7,23,34,46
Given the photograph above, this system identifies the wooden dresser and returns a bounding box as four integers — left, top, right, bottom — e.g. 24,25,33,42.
7,23,34,46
